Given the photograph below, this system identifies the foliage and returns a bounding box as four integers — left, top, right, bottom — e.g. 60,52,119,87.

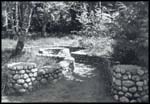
75,2,113,37
110,2,148,67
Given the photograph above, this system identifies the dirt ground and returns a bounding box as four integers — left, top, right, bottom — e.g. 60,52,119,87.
2,62,116,103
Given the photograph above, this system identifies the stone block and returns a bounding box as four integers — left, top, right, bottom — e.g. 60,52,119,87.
136,81,144,87
122,80,135,87
129,87,137,93
114,79,121,86
120,96,129,102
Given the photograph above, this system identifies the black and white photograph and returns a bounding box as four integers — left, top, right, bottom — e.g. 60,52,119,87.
1,1,149,103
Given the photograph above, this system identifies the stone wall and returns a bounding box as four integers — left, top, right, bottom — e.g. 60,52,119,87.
111,65,149,103
6,62,63,95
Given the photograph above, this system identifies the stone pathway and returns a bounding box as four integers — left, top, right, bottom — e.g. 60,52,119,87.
2,62,116,102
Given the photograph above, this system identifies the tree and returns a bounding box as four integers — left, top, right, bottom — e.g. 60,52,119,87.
12,2,35,56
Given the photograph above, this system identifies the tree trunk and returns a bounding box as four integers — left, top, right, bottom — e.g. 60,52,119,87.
15,2,19,32
41,23,47,37
3,2,8,31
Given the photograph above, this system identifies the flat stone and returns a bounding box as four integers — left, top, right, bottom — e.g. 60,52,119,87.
136,81,144,87
137,98,142,102
25,69,31,73
8,83,13,87
118,91,124,95
129,87,137,93
23,74,29,79
14,84,22,89
141,95,149,102
114,79,121,86
26,78,31,82
18,88,26,93
31,77,36,81
125,92,132,98
28,82,32,86
41,78,47,84
23,83,28,88
123,74,128,80
143,86,148,90
33,73,37,77
120,69,126,74
144,80,148,85
115,73,122,78
122,86,128,92
119,96,129,102
130,100,137,103
132,75,140,81
122,80,135,87
17,79,25,84
31,68,38,72
13,74,20,80
137,69,144,76
128,74,132,79
134,93,140,98
138,86,143,91
113,95,119,100
29,73,34,77
19,70,25,74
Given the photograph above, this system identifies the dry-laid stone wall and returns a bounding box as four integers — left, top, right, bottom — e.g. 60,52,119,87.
6,62,64,95
111,65,149,103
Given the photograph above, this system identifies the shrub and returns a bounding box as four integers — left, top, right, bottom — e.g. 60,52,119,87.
110,2,148,67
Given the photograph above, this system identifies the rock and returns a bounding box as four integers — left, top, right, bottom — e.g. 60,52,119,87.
26,78,31,82
136,81,144,87
129,87,137,93
37,76,42,81
130,100,137,103
113,95,119,100
28,82,32,86
120,69,126,74
16,65,24,70
125,92,132,98
41,78,47,84
31,68,38,72
134,93,140,98
143,86,148,90
26,69,30,73
32,80,39,86
122,80,135,87
8,83,13,87
33,72,37,77
118,91,124,95
17,79,25,84
13,74,20,80
128,74,132,79
137,98,142,102
10,70,16,74
14,84,22,89
19,88,26,93
31,77,36,81
114,79,121,86
137,69,144,76
115,73,122,78
23,83,28,88
122,86,128,92
141,95,149,102
29,73,34,77
19,70,25,74
23,74,29,79
138,86,143,91
144,80,148,85
132,75,140,81
123,75,128,80
120,96,129,102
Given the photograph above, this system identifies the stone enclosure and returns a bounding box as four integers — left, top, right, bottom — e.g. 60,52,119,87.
6,47,75,94
111,65,149,102
5,47,149,103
